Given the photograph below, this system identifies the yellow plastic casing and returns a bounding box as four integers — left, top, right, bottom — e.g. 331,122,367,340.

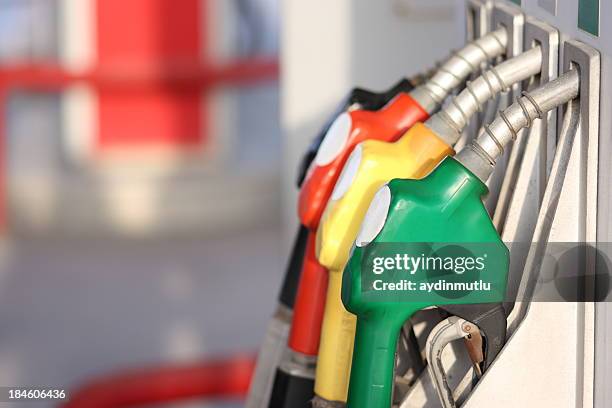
313,122,454,402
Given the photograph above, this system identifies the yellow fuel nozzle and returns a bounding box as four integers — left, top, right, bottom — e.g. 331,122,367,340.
316,123,453,270
313,122,453,402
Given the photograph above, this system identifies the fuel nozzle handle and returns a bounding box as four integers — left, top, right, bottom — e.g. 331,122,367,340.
457,69,580,182
410,27,508,114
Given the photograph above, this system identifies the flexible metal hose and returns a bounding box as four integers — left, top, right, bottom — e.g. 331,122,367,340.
410,27,508,114
457,69,579,181
426,46,543,145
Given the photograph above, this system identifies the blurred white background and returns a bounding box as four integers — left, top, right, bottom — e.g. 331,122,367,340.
0,1,459,406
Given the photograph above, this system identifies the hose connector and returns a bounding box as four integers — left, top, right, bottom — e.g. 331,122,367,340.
425,46,543,145
410,27,508,114
457,69,580,182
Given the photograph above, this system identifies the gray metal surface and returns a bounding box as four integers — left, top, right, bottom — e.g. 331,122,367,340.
461,0,495,153
491,1,525,99
403,3,608,407
506,40,599,328
493,19,560,231
483,1,524,214
466,0,492,40
497,18,559,311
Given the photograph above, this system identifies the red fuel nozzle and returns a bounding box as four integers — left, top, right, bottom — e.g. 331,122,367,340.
298,94,428,230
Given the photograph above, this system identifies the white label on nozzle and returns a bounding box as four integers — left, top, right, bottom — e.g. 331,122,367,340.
331,144,363,201
314,112,352,166
356,185,391,247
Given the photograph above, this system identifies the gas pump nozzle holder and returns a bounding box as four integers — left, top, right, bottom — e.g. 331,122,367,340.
312,43,542,406
343,67,581,408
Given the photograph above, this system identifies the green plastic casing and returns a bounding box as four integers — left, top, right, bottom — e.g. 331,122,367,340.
342,157,509,408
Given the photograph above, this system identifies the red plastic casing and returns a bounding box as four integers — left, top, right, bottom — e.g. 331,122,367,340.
288,232,329,356
298,93,428,229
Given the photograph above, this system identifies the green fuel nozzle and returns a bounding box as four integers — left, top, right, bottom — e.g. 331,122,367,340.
342,68,580,408
342,157,508,408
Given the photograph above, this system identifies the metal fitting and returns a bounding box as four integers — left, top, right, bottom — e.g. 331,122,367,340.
457,69,580,182
410,27,508,114
425,317,472,408
425,46,543,145
279,349,317,378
